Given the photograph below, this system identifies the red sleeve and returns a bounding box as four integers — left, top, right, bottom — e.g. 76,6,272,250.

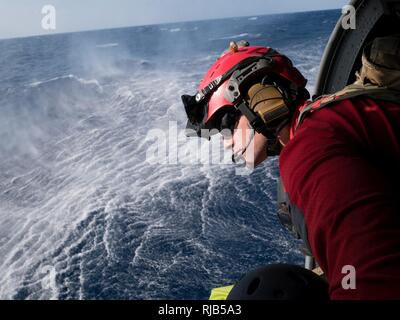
279,98,400,299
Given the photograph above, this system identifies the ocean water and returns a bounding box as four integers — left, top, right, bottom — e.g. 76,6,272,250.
0,10,339,299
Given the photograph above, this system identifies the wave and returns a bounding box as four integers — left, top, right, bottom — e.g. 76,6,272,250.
248,17,258,21
211,33,262,41
96,43,119,48
160,27,198,32
28,74,103,92
0,74,106,164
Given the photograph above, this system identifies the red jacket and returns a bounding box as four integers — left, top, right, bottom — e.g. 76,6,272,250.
279,97,400,299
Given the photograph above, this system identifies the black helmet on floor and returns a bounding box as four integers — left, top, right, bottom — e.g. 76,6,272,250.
227,264,329,301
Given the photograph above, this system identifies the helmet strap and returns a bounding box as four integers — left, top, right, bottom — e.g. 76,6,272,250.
234,101,282,156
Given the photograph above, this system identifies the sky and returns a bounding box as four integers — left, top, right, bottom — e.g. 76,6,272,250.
0,0,349,40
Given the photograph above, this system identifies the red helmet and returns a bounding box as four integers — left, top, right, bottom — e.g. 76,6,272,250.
182,42,308,138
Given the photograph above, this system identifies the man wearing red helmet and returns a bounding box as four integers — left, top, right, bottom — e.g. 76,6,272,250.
182,36,400,300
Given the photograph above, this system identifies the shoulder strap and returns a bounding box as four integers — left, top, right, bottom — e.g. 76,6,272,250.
296,84,400,130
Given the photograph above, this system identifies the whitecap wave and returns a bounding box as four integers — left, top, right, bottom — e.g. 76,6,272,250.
96,43,119,48
28,74,102,92
160,27,198,33
211,33,262,41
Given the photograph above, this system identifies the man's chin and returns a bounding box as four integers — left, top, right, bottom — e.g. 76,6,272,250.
242,134,268,168
243,152,267,168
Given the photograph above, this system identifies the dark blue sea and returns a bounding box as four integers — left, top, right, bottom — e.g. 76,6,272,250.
0,10,339,299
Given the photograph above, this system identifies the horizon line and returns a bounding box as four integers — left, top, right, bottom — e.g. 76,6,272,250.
0,7,340,42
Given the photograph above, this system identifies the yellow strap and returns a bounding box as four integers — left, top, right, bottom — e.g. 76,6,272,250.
209,285,234,300
313,267,324,276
